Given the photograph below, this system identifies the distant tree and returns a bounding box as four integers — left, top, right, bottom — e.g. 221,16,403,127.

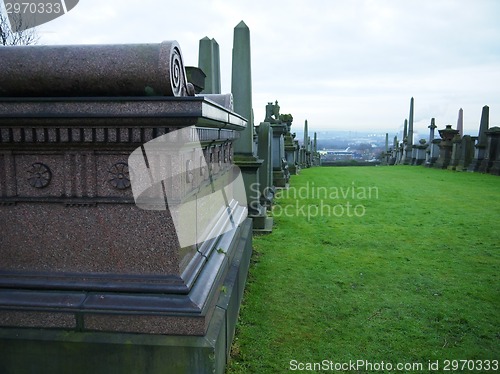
0,7,39,46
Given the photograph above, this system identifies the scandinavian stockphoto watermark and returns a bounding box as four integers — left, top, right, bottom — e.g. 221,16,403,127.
251,181,379,220
127,126,247,248
2,0,79,32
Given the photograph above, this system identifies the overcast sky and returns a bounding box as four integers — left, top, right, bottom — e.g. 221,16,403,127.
32,0,500,139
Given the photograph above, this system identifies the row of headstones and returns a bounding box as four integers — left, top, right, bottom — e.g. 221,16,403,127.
197,22,319,232
381,98,500,175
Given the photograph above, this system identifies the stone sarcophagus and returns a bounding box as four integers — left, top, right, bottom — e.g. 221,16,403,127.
0,42,252,374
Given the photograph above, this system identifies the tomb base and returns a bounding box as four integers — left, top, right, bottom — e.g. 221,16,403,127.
0,218,252,374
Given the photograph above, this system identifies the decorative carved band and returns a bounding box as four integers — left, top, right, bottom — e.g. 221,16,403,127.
0,127,238,145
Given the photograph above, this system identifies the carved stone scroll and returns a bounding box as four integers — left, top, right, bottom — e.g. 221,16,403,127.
0,41,194,97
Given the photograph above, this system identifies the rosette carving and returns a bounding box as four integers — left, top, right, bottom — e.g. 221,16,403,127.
27,163,52,188
108,162,130,190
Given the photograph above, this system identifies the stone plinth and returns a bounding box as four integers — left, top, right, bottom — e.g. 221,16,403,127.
414,140,428,166
426,139,441,167
0,94,252,373
410,145,418,165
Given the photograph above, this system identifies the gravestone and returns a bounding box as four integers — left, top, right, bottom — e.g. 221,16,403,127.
313,132,320,165
468,106,489,172
283,114,299,174
265,101,289,188
0,41,252,374
414,139,428,165
456,135,474,171
301,120,310,168
255,122,275,220
389,135,398,165
272,124,289,188
447,134,462,170
434,125,459,169
293,139,301,174
306,136,313,167
479,127,500,175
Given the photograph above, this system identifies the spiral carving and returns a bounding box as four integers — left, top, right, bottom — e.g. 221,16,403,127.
171,46,184,97
158,41,194,97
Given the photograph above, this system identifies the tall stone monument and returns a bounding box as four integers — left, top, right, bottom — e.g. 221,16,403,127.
479,127,500,175
457,108,464,137
301,120,309,168
404,98,414,165
400,119,408,164
282,113,298,174
468,106,489,172
198,37,221,94
448,108,465,170
426,118,440,167
231,21,270,231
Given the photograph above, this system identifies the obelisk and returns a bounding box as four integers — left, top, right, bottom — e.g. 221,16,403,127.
457,108,463,137
400,119,408,164
231,21,269,230
468,105,489,172
198,37,221,94
405,97,414,164
302,120,309,168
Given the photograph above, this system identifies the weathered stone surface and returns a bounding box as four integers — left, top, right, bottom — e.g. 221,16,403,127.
0,42,194,97
0,92,248,336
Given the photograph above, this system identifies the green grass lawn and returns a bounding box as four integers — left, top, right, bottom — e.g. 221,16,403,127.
227,166,500,373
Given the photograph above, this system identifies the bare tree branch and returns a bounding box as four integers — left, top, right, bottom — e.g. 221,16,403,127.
0,7,39,46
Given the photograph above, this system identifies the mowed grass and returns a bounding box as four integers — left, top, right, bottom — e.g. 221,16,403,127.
227,166,500,373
